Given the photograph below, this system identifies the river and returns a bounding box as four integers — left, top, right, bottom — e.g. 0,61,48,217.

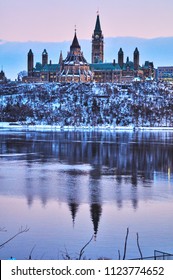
0,130,173,259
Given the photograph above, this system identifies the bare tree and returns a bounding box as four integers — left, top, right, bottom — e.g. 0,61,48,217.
0,226,29,249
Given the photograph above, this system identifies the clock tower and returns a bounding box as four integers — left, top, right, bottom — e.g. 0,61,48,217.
92,13,104,63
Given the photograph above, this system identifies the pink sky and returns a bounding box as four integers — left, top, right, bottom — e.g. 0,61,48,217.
0,0,173,42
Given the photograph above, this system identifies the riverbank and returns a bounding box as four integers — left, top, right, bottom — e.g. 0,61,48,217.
0,122,173,131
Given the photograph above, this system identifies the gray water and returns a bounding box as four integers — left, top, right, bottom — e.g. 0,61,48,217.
0,130,173,260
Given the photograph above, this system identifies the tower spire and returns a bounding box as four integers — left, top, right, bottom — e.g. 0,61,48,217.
94,13,102,35
59,50,63,65
92,13,104,63
70,29,80,50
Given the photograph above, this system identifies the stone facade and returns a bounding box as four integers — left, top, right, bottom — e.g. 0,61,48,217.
157,66,173,81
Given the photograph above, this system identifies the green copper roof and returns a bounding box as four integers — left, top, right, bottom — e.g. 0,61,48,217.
42,64,60,72
34,63,60,72
34,63,42,71
90,62,121,70
122,60,134,70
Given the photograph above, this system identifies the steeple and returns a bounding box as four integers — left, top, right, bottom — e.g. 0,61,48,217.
58,51,63,65
92,13,104,63
94,13,102,35
70,30,81,51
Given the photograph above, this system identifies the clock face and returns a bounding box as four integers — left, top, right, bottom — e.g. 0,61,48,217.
95,34,99,39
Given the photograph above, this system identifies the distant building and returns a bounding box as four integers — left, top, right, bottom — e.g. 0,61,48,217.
157,66,173,81
0,70,7,83
24,48,60,83
23,14,155,83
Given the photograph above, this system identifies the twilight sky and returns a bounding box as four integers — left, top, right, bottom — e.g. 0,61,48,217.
0,0,173,42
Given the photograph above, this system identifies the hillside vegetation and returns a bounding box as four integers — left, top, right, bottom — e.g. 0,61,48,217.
0,81,173,127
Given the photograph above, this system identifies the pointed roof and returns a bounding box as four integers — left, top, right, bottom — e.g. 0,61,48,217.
59,51,63,64
28,49,33,55
134,47,139,53
70,31,80,50
118,48,124,54
42,49,48,55
94,14,102,34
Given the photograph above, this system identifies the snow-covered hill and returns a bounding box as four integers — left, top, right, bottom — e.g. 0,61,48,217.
0,81,173,128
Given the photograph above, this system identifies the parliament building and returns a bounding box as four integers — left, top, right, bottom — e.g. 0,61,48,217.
23,14,154,83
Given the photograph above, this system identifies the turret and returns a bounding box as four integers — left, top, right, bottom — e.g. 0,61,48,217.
42,49,48,66
59,51,63,65
118,48,124,68
27,49,34,77
134,47,139,70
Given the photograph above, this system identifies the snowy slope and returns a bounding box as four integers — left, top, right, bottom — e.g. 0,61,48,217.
0,81,173,128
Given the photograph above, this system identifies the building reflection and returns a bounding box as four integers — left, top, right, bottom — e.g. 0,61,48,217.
89,172,102,239
66,171,80,227
0,130,173,237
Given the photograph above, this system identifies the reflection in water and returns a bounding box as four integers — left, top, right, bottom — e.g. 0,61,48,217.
1,131,173,177
66,172,80,226
0,130,173,259
89,176,102,239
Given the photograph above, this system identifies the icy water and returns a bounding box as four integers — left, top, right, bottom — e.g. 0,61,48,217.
0,130,173,260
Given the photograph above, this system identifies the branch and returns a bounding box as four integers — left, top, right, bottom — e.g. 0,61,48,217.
78,235,94,260
61,247,72,260
123,227,129,260
118,249,121,260
0,227,7,232
28,245,36,260
0,226,29,249
136,232,143,259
